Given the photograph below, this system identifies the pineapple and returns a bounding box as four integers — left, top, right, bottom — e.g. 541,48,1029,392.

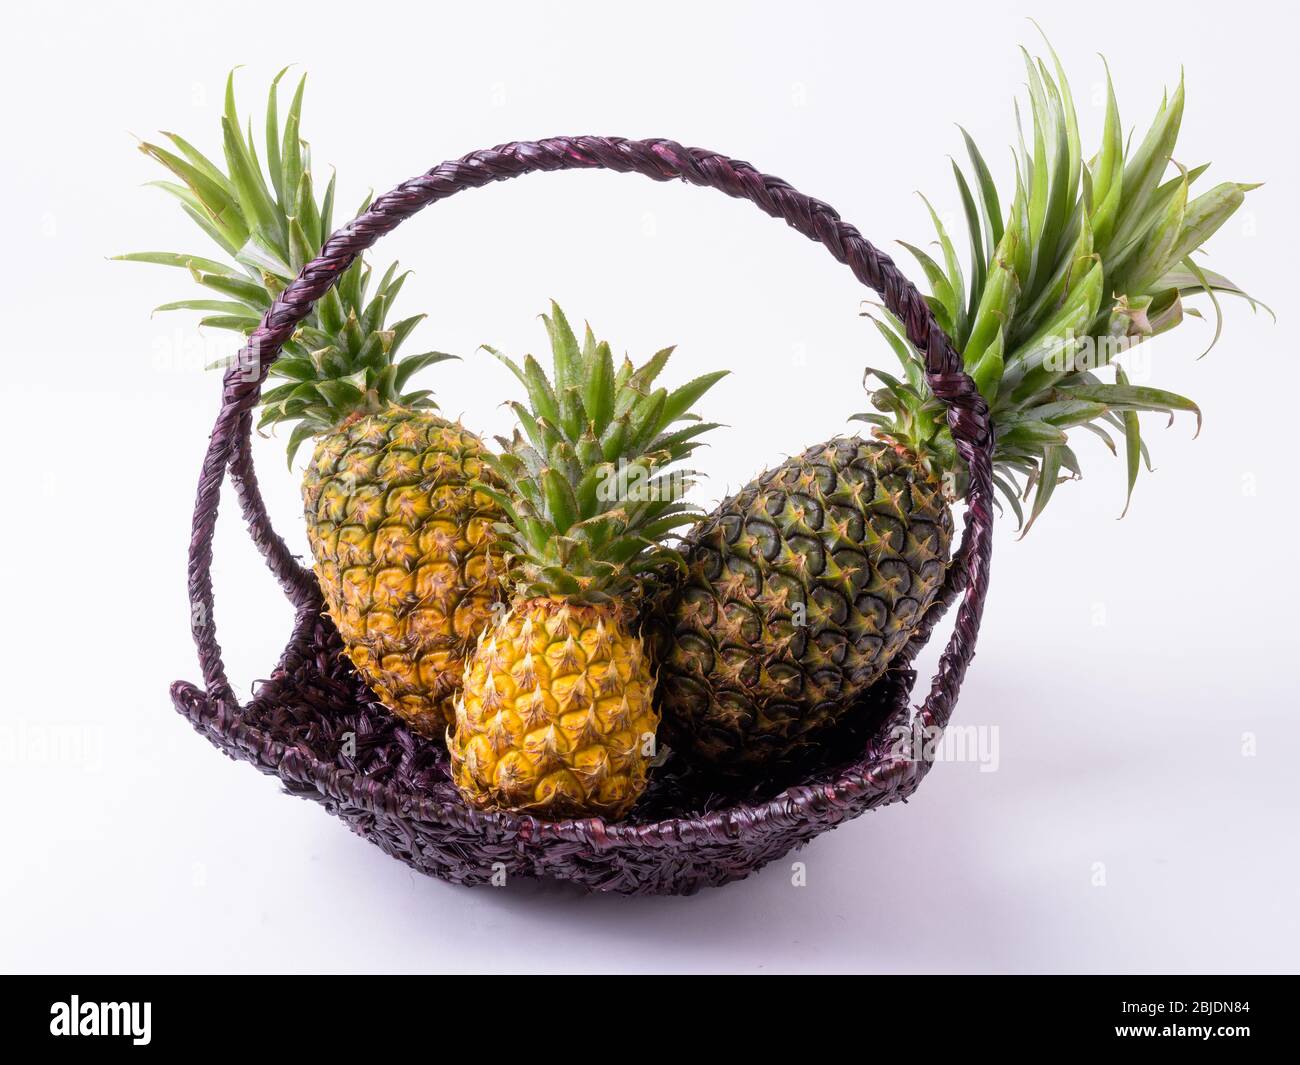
654,43,1265,772
301,410,503,733
656,437,954,770
121,71,505,733
449,304,726,818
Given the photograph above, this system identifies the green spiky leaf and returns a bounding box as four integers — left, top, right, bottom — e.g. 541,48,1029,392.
856,40,1260,530
121,69,442,461
482,306,724,604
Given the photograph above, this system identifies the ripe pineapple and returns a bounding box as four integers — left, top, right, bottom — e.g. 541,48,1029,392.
449,304,726,818
121,71,504,733
655,44,1264,771
301,410,502,732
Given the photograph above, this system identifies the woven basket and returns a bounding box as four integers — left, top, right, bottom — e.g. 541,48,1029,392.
170,137,994,896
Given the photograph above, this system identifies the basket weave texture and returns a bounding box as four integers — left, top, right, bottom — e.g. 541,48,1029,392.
171,136,994,895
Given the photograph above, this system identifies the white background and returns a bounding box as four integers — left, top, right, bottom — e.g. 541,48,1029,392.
3,0,1297,974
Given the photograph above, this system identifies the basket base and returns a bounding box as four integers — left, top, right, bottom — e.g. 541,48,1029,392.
172,605,922,895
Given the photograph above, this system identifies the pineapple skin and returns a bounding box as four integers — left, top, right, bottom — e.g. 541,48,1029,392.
302,407,506,735
449,598,659,819
652,437,953,771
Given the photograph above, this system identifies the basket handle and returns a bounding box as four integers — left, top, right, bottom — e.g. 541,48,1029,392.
184,136,994,739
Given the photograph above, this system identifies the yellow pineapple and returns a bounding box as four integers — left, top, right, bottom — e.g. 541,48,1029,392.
454,599,656,816
302,409,503,734
121,70,505,733
449,304,726,818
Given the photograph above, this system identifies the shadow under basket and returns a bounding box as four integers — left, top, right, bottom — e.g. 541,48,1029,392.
170,136,994,896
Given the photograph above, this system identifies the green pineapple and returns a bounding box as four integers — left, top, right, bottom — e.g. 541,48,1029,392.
653,43,1265,772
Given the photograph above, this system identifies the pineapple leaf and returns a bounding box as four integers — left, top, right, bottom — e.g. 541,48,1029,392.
285,422,319,469
153,298,257,316
1058,381,1202,434
136,140,246,245
265,66,289,203
863,40,1261,531
192,270,272,308
123,69,443,442
1115,365,1142,518
661,371,729,426
113,251,235,275
920,192,966,338
319,169,336,240
585,339,616,435
158,132,235,197
899,239,960,339
951,161,987,326
1019,445,1066,538
220,115,280,252
959,126,1003,249
485,305,722,604
198,314,260,334
393,352,457,392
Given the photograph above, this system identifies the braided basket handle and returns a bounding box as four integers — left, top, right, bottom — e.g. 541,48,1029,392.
186,136,994,747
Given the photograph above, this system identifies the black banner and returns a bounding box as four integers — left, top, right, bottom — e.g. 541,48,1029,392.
0,975,1291,1051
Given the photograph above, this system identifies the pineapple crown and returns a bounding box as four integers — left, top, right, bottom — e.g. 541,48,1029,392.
477,303,727,605
118,69,448,466
857,38,1268,532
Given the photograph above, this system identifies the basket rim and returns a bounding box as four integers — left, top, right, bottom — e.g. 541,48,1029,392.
172,627,920,849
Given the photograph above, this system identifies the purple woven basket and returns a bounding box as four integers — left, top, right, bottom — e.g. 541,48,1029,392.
170,137,994,896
